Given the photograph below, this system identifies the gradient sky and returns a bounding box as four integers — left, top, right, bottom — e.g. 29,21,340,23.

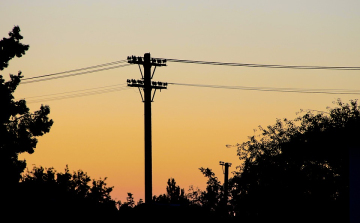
1,0,360,202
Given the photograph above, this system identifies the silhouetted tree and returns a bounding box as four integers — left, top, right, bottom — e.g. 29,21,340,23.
153,178,188,205
231,99,356,222
0,26,53,192
118,178,232,222
18,166,118,222
198,167,222,211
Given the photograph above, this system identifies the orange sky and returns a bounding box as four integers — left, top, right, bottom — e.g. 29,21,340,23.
1,0,360,202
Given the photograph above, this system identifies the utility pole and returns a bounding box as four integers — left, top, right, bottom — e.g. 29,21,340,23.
219,161,232,206
127,53,167,204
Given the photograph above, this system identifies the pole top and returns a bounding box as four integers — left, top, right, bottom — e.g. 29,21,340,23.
219,161,232,167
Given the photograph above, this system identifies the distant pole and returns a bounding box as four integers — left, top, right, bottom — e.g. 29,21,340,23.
127,53,167,204
224,162,229,202
220,161,232,206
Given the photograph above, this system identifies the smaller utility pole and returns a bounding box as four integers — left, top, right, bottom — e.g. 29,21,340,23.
219,161,232,206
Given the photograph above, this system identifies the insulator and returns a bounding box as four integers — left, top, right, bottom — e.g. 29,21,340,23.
157,59,161,64
127,79,131,83
163,59,166,63
152,81,157,85
164,83,168,86
157,82,162,86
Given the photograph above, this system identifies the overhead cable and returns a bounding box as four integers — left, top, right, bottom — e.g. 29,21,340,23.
26,85,130,103
22,64,132,84
25,84,127,99
25,81,360,104
22,60,128,81
159,58,360,70
168,82,360,95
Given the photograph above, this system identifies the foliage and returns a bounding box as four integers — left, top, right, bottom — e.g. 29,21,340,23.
17,166,118,222
186,185,203,206
125,192,136,208
120,177,230,222
0,26,29,71
198,167,222,211
153,178,188,205
21,165,116,202
0,26,53,187
231,99,357,222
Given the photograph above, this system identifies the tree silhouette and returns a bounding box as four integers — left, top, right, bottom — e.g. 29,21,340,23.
18,165,118,222
0,26,53,189
231,99,356,222
198,167,222,212
153,178,188,205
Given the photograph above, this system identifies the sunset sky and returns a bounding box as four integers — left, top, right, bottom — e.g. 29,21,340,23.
1,0,360,202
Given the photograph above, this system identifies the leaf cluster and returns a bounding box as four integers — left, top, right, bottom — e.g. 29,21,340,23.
0,26,29,71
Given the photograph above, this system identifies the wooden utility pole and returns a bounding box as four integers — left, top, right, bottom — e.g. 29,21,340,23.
127,53,167,204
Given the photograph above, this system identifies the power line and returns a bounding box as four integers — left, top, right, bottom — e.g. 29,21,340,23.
25,83,127,99
26,86,130,104
25,81,360,104
20,56,360,85
22,64,132,84
158,58,360,70
168,82,360,95
18,55,360,103
22,60,128,81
